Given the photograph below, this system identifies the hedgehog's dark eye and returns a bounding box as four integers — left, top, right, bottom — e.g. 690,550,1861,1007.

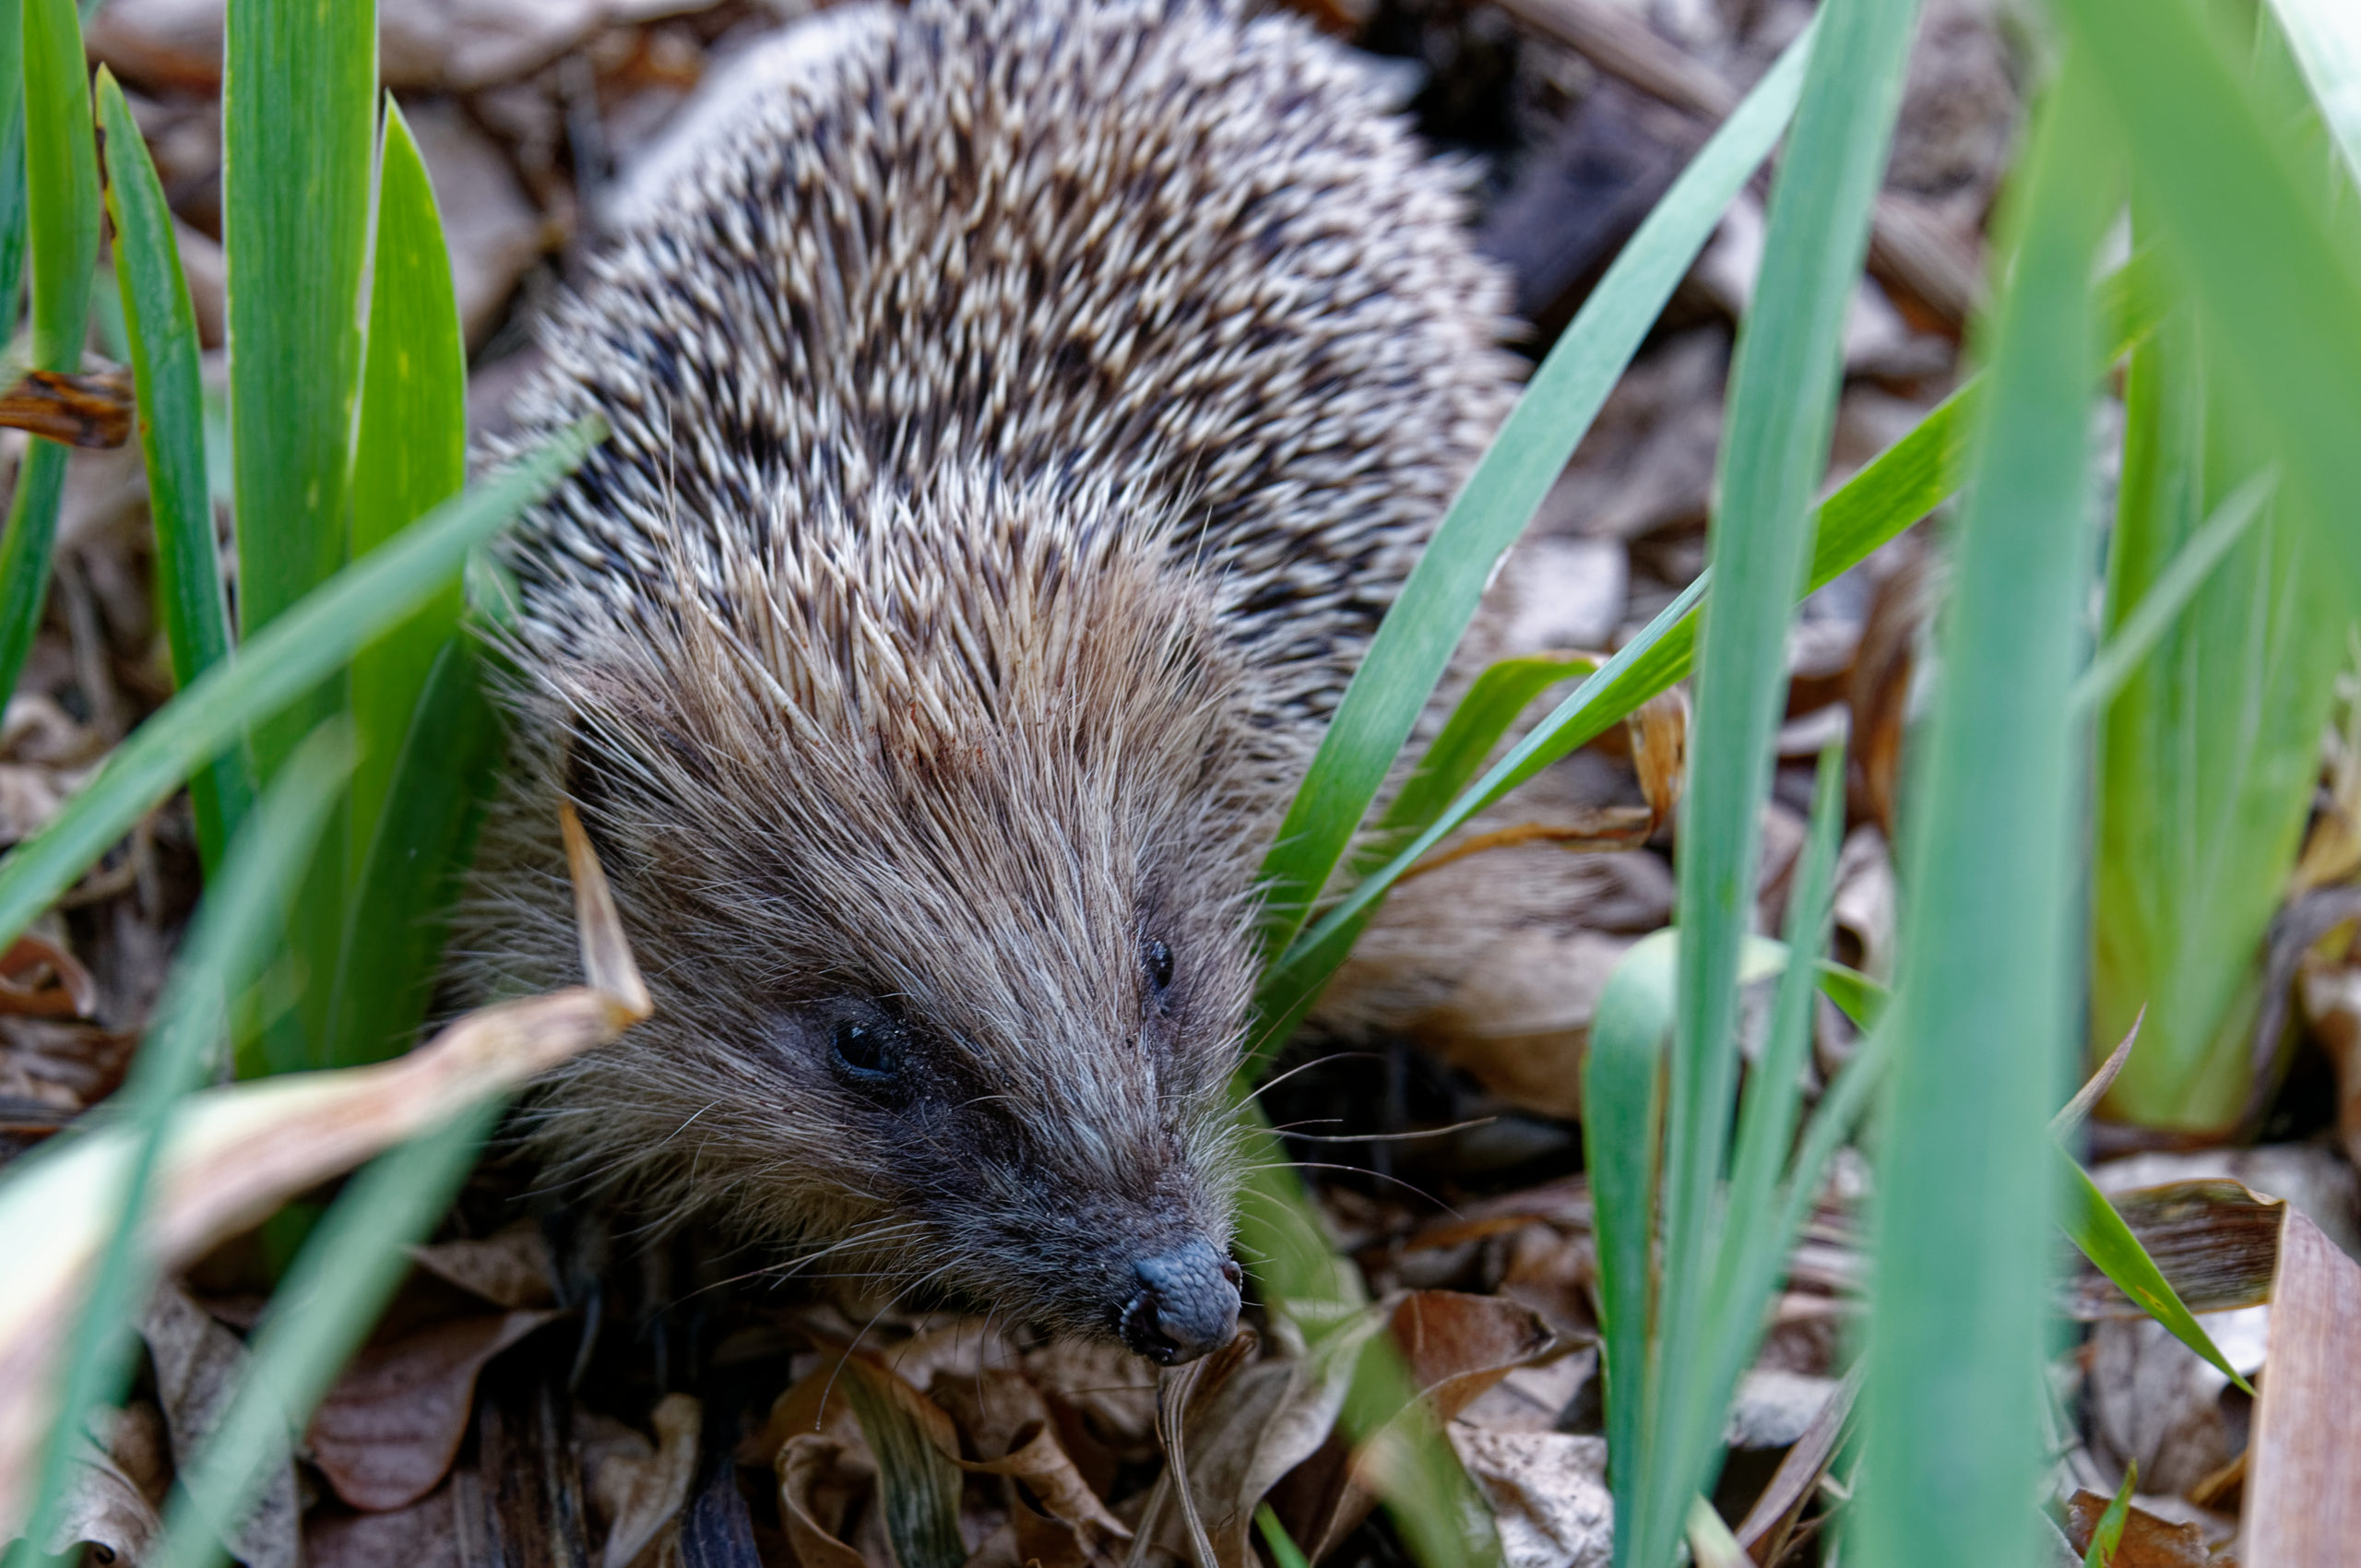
831,1017,899,1084
1145,937,1174,992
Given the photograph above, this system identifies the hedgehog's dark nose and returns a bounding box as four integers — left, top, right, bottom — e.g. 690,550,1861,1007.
1118,1241,1242,1364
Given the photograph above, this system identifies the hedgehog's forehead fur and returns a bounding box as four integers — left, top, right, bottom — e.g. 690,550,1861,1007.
457,0,1517,1347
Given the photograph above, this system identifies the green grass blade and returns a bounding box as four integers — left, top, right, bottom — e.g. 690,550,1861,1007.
842,1360,968,1568
148,1099,501,1568
2092,295,2342,1130
0,421,600,956
346,96,466,885
223,0,376,1078
0,0,26,332
1252,20,1819,962
1248,260,2168,1058
1376,653,1597,840
1584,928,1673,1523
2053,0,2361,609
2082,1466,2136,1568
222,0,374,709
1256,1505,1312,1568
1252,576,1706,1065
1706,740,1846,1392
0,0,99,705
1857,58,2118,1568
96,68,255,872
2056,1156,2250,1393
12,724,350,1568
2068,467,2275,719
1644,0,1925,1553
322,638,503,1066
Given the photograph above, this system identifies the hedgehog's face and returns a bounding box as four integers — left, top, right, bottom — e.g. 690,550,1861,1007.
745,873,1254,1361
516,473,1270,1360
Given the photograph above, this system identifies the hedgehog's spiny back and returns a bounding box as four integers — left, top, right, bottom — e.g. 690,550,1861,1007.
495,0,1515,731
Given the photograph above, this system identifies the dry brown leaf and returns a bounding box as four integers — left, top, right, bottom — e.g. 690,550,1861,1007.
43,1428,160,1568
407,1225,558,1311
591,1393,700,1568
776,1432,872,1568
142,1281,300,1568
0,370,134,449
0,932,96,1019
2243,1207,2361,1564
307,1483,465,1568
1733,1364,1857,1562
309,1308,562,1511
2062,1490,2223,1568
0,803,649,1537
1446,1424,1612,1568
1626,685,1688,834
2067,1182,2285,1322
1285,1293,1558,1560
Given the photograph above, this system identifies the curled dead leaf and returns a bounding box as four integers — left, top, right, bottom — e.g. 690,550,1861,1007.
0,369,134,449
0,932,96,1019
592,1393,700,1568
309,1309,563,1511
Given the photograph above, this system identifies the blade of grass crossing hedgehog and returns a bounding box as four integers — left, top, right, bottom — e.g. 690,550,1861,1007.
323,637,504,1067
0,0,100,706
1857,57,2120,1568
1250,18,1820,965
95,70,256,873
1246,255,2167,1066
10,725,351,1568
346,96,468,892
0,421,601,958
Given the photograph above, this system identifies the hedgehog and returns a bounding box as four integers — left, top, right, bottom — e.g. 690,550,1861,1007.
456,0,1519,1365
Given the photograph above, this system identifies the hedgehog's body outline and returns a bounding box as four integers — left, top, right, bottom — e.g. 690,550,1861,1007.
457,0,1517,1354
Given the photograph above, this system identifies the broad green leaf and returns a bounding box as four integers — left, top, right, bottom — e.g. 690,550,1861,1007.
347,97,467,887
0,0,100,705
2086,18,2358,1132
2094,319,2339,1133
0,421,601,957
2052,0,2361,613
1859,61,2118,1568
96,69,255,872
223,0,375,720
2068,468,2275,719
1252,19,1820,965
13,726,349,1568
322,638,503,1067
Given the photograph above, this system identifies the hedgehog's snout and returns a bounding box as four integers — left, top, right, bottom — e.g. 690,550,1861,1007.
1117,1240,1243,1364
